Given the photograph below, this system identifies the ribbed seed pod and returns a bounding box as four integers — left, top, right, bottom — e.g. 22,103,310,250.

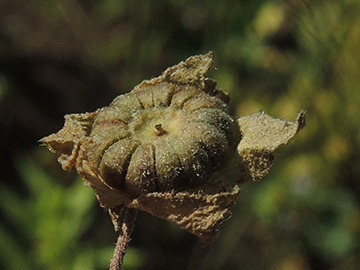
84,77,240,197
40,52,306,248
40,52,241,199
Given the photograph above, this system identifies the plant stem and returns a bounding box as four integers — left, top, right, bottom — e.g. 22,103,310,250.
109,207,139,270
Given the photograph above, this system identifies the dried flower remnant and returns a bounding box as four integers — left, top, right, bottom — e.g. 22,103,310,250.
40,52,305,269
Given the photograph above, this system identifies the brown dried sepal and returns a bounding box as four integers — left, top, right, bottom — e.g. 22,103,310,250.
203,110,307,192
128,187,240,243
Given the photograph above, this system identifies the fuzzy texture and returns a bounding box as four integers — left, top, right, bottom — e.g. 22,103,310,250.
40,52,305,242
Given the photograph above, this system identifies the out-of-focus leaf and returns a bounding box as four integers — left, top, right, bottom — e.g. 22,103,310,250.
0,224,31,270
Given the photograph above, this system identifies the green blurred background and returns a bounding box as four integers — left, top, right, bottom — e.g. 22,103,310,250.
1,0,360,269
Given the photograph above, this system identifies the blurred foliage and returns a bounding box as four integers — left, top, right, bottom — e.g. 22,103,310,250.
1,0,360,269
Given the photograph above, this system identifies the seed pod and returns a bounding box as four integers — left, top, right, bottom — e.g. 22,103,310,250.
90,81,239,197
40,52,306,245
41,52,241,199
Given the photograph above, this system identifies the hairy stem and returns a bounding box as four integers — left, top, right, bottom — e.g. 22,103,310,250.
109,207,139,270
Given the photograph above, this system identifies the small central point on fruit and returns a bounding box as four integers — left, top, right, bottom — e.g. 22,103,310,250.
154,124,167,136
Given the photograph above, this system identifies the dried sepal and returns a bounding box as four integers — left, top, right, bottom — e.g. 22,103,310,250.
204,110,306,191
163,52,213,87
127,186,240,243
40,111,99,171
236,110,306,181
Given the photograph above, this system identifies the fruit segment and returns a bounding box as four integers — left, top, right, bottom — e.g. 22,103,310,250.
99,138,139,190
126,144,156,197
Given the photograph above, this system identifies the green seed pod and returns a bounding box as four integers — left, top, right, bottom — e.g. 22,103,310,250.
40,52,241,199
89,80,240,197
40,52,306,245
